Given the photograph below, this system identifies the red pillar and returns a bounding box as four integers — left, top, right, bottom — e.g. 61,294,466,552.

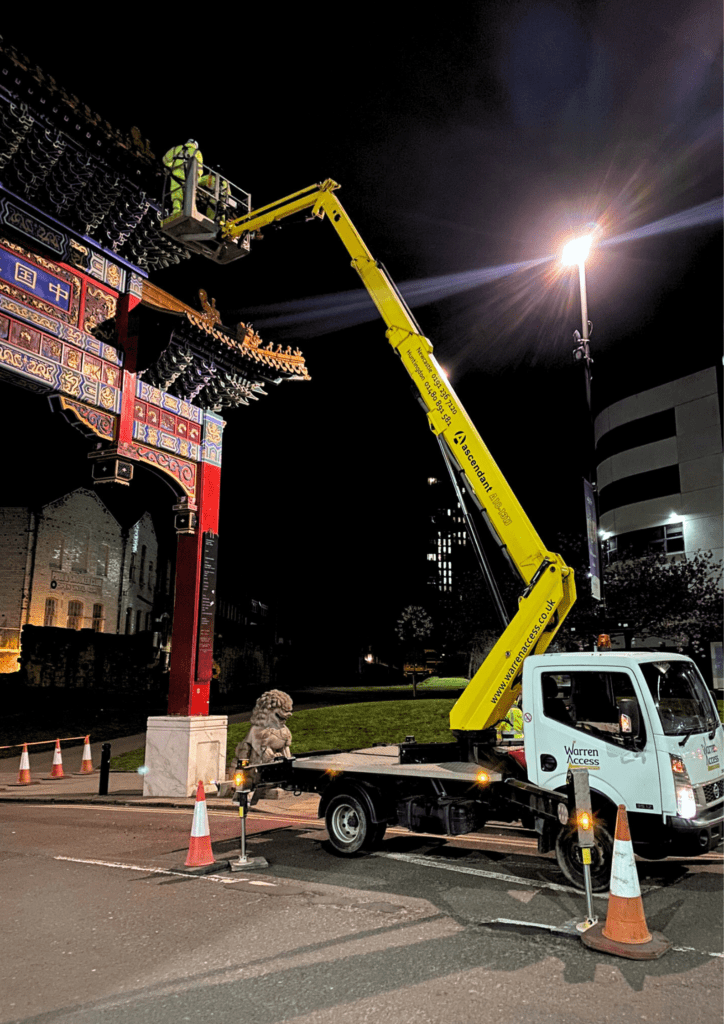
117,287,224,717
167,455,221,716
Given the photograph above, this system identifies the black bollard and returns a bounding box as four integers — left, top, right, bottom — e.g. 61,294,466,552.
98,742,111,796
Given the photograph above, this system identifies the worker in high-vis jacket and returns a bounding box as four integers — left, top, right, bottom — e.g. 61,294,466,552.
497,696,524,740
162,139,203,217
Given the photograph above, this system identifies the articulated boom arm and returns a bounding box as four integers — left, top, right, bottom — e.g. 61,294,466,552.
225,183,576,732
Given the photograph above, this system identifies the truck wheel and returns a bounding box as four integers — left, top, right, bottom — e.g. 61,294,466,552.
555,822,613,892
325,793,382,856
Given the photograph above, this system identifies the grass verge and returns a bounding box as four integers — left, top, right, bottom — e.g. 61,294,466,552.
418,676,469,690
109,696,724,772
110,699,457,772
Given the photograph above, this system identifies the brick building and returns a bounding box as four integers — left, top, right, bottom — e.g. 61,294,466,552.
0,487,158,673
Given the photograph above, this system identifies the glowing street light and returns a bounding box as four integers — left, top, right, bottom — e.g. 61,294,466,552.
561,234,592,267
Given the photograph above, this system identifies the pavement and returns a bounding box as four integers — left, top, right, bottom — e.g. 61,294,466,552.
0,713,321,818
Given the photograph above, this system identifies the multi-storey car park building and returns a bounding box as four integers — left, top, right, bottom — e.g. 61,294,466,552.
594,366,722,686
595,367,722,565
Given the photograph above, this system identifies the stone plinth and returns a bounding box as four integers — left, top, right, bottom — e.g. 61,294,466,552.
143,716,228,797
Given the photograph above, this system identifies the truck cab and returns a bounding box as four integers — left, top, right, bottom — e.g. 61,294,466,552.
523,652,724,867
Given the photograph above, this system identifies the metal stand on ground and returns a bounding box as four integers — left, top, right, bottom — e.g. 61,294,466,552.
229,786,268,872
566,768,598,933
576,853,598,933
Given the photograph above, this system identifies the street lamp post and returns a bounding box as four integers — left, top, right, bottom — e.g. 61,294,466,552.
562,233,602,606
562,234,593,422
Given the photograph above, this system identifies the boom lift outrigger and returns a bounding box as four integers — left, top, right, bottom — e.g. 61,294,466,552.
163,177,576,747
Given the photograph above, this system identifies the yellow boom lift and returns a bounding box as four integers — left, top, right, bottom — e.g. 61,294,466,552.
163,177,576,743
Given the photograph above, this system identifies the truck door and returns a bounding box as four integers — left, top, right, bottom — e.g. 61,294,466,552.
527,667,662,814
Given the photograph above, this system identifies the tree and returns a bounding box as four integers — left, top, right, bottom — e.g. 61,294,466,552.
395,605,433,698
603,551,723,656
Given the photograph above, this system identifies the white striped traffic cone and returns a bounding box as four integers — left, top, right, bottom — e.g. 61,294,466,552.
582,805,672,960
49,739,64,779
16,743,32,785
79,736,93,774
185,781,215,867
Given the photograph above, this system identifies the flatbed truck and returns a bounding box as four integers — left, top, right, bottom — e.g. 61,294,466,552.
162,173,724,890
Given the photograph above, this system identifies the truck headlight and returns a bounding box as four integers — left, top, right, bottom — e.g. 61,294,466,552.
670,753,697,819
676,785,696,819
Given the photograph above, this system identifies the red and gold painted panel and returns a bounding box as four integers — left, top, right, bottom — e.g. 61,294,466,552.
0,239,123,411
58,396,117,442
0,239,218,505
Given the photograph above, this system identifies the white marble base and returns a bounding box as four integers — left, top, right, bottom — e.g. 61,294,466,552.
143,716,228,798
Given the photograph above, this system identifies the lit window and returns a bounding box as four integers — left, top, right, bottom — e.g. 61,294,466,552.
67,600,83,630
44,597,57,627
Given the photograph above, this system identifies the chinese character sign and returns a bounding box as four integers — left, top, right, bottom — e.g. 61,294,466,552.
0,249,72,311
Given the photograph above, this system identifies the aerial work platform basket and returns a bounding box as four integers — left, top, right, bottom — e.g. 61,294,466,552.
161,158,252,264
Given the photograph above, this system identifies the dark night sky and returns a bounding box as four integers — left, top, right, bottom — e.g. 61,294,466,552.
1,4,721,661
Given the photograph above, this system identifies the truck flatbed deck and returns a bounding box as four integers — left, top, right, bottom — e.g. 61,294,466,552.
293,745,503,784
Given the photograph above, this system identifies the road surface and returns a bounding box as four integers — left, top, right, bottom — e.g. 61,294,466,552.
2,801,722,1024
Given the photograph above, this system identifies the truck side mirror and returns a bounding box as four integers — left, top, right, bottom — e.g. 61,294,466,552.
618,698,641,747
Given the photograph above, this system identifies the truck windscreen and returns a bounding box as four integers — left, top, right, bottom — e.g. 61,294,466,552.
640,660,719,737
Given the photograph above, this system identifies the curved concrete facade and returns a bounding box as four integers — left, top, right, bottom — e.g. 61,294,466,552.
594,367,722,564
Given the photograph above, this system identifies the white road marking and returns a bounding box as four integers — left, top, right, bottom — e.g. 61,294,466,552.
374,850,613,898
671,945,724,958
53,855,275,885
488,918,724,957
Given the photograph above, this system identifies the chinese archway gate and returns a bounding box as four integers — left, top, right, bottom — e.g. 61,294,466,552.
0,41,309,792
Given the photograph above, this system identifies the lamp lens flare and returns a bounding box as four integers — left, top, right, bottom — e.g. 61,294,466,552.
577,811,593,832
476,769,491,785
562,235,592,266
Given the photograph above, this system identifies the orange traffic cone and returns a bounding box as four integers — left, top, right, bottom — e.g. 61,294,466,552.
16,743,32,785
49,739,65,779
79,736,93,774
184,781,216,868
582,805,672,959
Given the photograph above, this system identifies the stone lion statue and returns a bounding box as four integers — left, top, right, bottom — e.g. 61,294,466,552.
233,689,293,767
